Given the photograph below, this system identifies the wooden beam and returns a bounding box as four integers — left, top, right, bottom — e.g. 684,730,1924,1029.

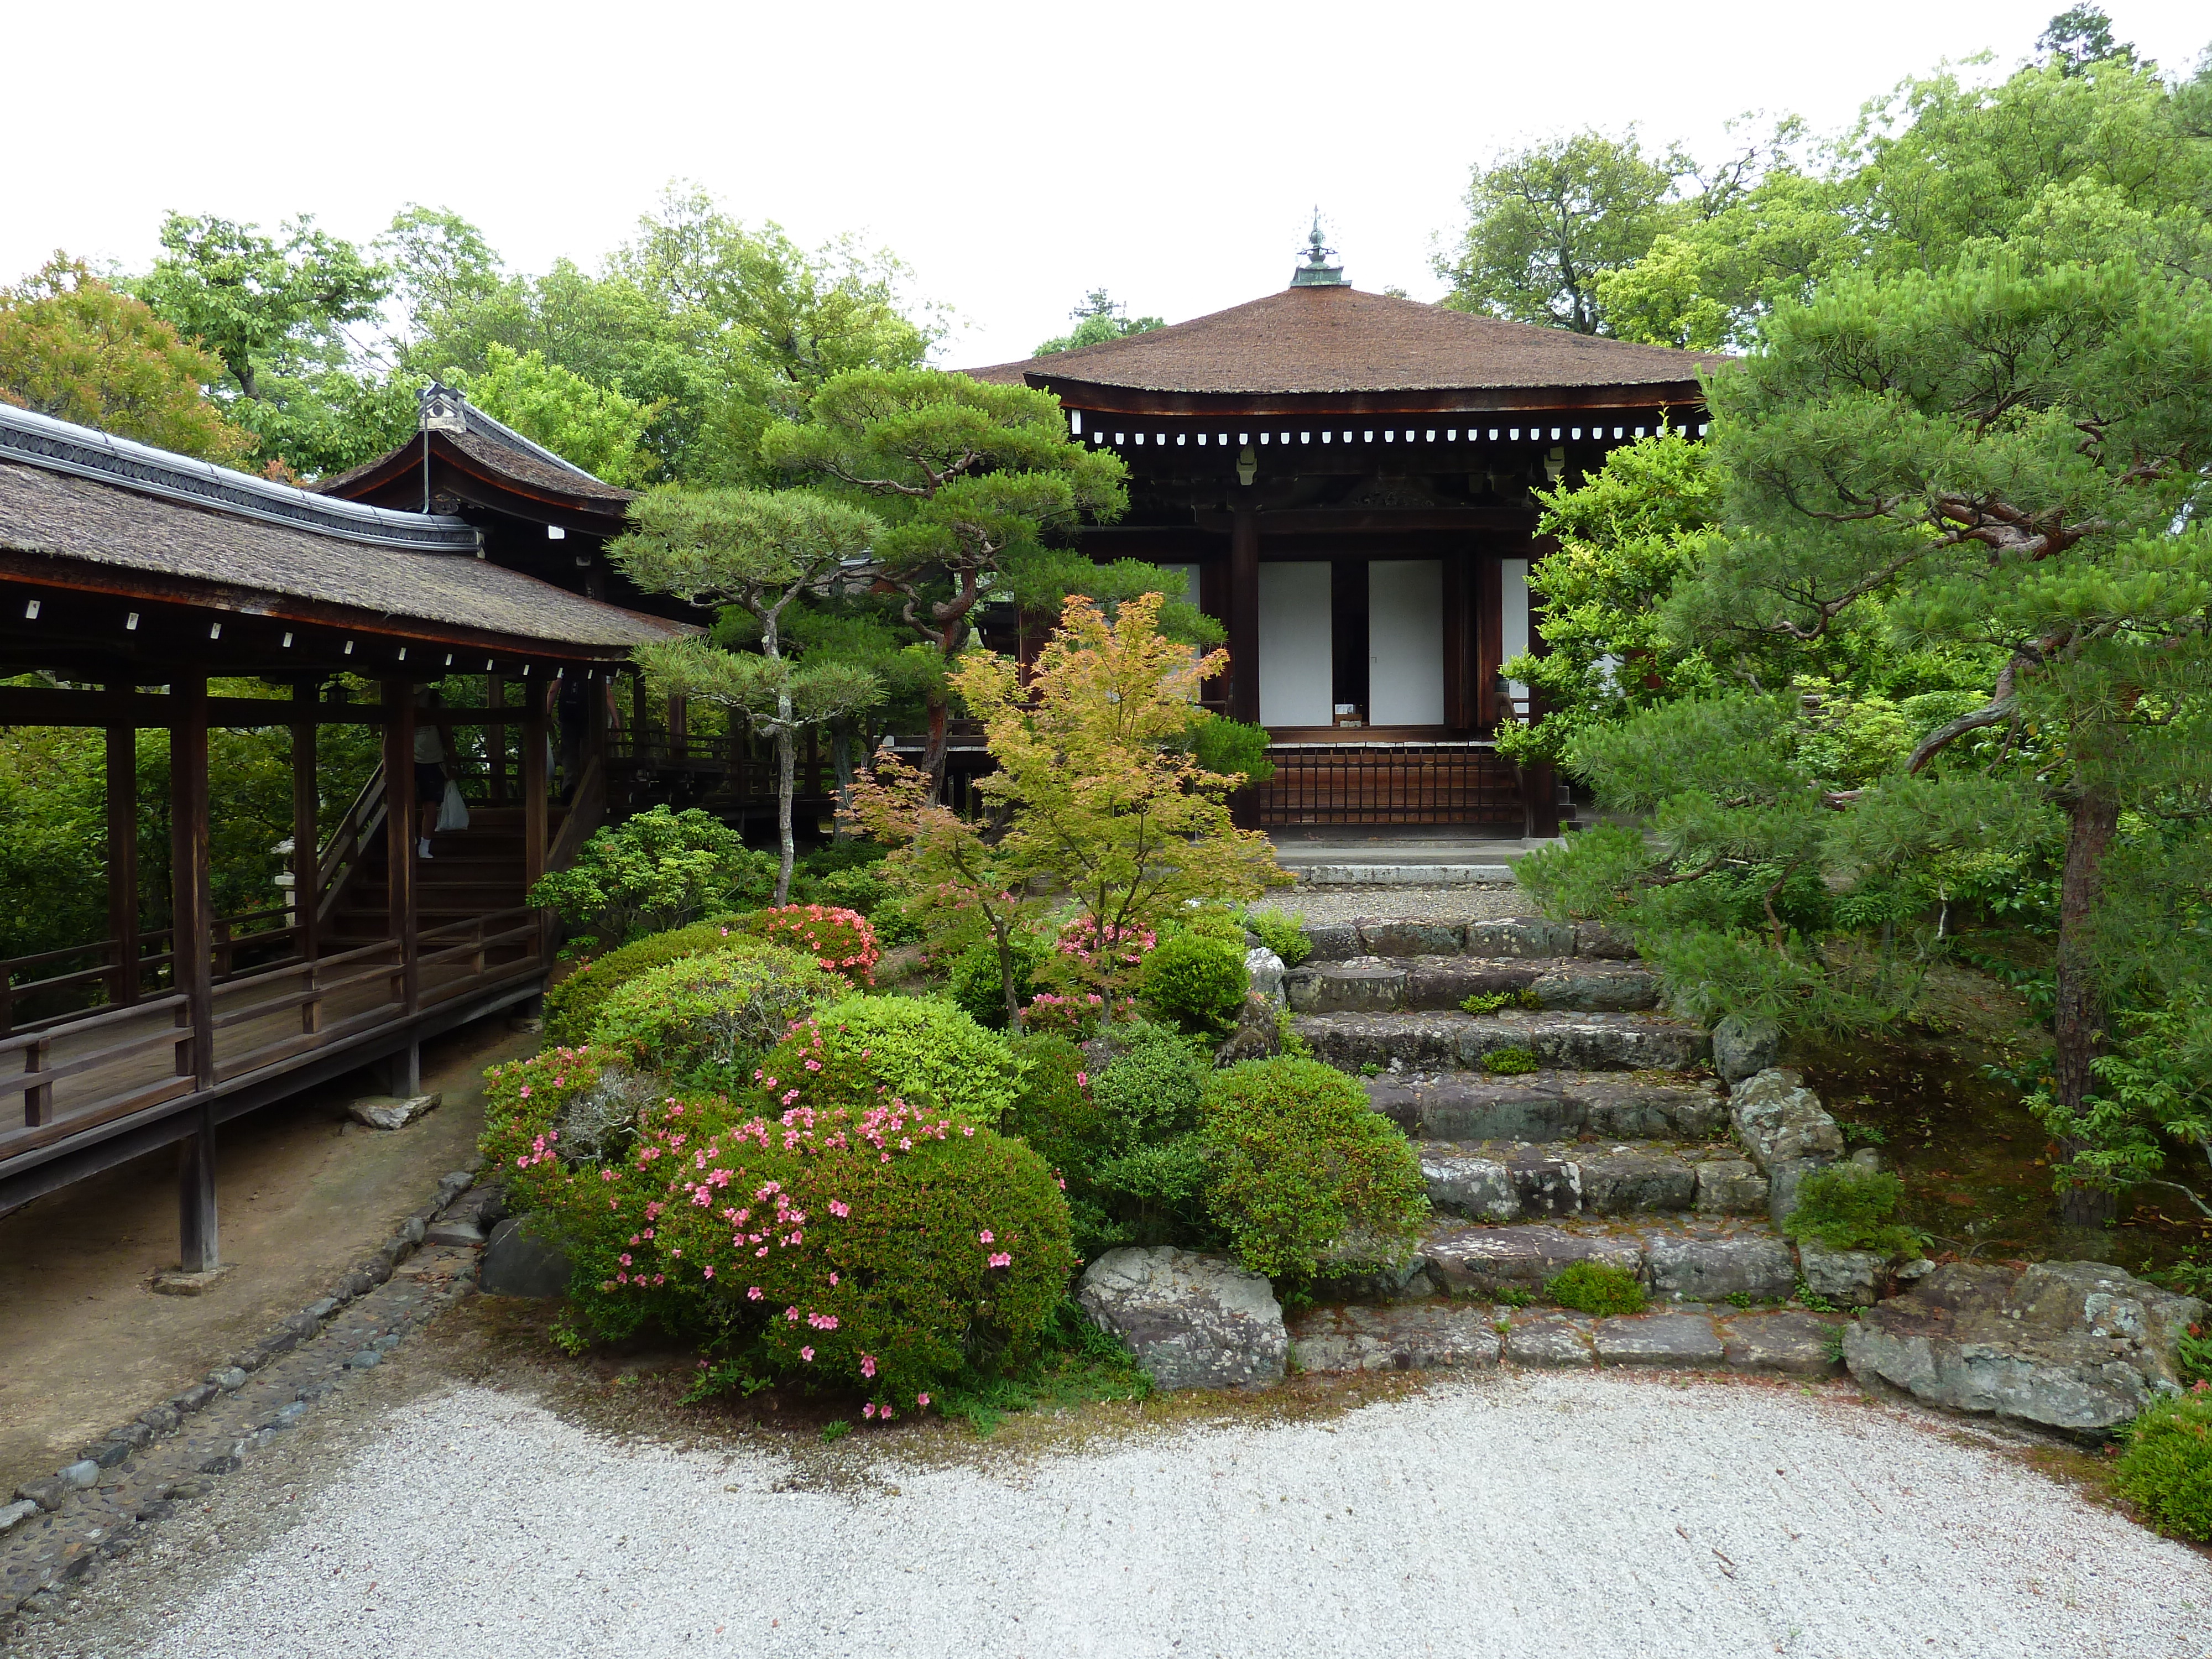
105,718,139,1008
0,686,538,728
177,1103,218,1275
383,681,419,1014
1442,554,1471,735
1228,510,1259,726
291,684,319,966
487,676,508,804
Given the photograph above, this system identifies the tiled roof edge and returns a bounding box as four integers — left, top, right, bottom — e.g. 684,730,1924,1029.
455,400,600,482
0,404,484,554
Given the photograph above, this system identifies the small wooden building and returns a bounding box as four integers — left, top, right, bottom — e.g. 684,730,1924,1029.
0,399,687,1264
967,232,1719,834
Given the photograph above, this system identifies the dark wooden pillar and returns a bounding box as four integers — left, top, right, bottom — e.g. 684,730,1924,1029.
586,668,609,769
105,721,139,1007
629,671,649,748
668,695,688,761
488,676,508,804
170,675,218,1272
1228,509,1260,725
1474,554,1504,732
1442,552,1473,735
382,681,419,1013
291,684,319,964
522,679,549,957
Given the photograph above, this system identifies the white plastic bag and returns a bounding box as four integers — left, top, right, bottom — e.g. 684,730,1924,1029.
436,779,470,833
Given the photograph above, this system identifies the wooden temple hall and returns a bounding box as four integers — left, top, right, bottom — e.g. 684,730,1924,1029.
0,397,688,1264
969,228,1718,836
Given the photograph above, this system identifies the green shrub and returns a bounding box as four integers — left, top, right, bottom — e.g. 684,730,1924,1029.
1084,1022,1217,1249
482,1050,1074,1412
1186,713,1275,785
2115,1391,2212,1542
757,995,1021,1124
1460,989,1540,1015
543,916,762,1045
1170,904,1248,947
526,805,774,950
1547,1260,1647,1316
1782,1164,1921,1258
1483,1046,1540,1075
950,931,1052,1029
734,902,880,986
1002,1033,1111,1182
1198,1056,1430,1281
588,946,841,1089
1140,932,1249,1035
1243,910,1311,968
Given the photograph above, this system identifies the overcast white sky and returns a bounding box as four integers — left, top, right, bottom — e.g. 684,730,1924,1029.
7,2,2208,367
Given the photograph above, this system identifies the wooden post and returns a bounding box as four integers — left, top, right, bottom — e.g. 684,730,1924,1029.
1228,509,1260,725
383,680,419,1014
171,675,218,1274
522,679,549,958
487,676,508,804
1474,554,1504,732
629,671,649,754
291,683,319,965
669,695,688,762
105,721,140,1006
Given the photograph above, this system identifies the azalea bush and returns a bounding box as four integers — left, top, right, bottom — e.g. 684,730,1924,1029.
528,805,774,951
735,902,880,987
1140,931,1249,1036
2115,1390,2212,1543
544,917,761,1045
1198,1056,1430,1282
588,946,841,1091
753,994,1022,1124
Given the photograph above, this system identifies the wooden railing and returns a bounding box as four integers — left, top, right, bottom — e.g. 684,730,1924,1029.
0,902,309,1039
1251,741,1524,827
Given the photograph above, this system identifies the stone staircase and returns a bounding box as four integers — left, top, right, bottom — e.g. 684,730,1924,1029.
1278,914,1859,1377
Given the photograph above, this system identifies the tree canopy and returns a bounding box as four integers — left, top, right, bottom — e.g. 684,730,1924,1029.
1034,290,1164,357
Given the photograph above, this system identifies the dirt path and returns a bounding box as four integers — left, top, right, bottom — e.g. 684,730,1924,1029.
0,1017,535,1499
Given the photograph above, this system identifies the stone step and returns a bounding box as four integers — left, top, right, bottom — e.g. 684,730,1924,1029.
1418,1219,1799,1303
1302,915,1634,963
1290,862,1519,888
1296,1009,1710,1074
1287,1301,1845,1376
1287,955,1659,1015
1417,1139,1767,1222
1366,1068,1725,1141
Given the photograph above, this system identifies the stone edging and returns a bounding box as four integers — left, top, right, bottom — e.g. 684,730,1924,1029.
0,1164,497,1626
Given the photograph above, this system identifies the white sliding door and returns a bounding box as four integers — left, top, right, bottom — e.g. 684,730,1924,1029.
1501,557,1530,703
1257,561,1332,727
1368,559,1443,726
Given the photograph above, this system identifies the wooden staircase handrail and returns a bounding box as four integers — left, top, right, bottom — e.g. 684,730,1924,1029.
545,755,606,875
315,762,388,929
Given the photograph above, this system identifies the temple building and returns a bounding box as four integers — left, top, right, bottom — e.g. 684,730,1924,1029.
967,227,1719,834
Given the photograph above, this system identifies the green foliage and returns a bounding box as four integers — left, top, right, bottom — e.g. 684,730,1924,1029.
528,805,773,951
542,916,764,1045
1546,1260,1647,1316
2115,1392,2212,1542
2040,1000,2212,1206
1198,1057,1430,1282
587,946,840,1090
1461,989,1541,1015
758,995,1021,1125
951,931,1050,1029
1183,714,1276,786
0,258,255,465
1483,1047,1540,1075
1783,1165,1921,1258
1079,1022,1217,1253
1034,289,1164,357
734,902,880,986
461,342,654,485
1495,1287,1536,1309
1242,910,1310,968
1140,932,1249,1036
933,1298,1154,1436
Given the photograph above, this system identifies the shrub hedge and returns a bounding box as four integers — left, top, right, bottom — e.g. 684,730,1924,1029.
2115,1390,2212,1542
1140,932,1249,1035
734,904,880,987
1243,910,1311,968
588,946,841,1089
755,995,1021,1125
543,916,759,1045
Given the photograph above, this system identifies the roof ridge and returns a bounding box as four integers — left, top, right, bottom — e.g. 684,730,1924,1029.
0,404,483,555
453,398,601,482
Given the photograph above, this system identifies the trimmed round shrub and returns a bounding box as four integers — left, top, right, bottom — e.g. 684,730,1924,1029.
589,946,841,1088
1483,1046,1540,1075
736,903,879,986
756,994,1021,1124
543,915,760,1044
1140,931,1249,1035
2115,1390,2212,1542
1244,910,1312,968
1547,1260,1647,1316
1198,1056,1430,1281
950,931,1051,1029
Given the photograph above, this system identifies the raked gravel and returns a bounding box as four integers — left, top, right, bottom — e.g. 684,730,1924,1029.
89,1371,2212,1659
1255,884,1532,928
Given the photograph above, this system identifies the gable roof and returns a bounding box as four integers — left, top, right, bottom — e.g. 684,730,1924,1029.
966,286,1722,403
317,392,635,520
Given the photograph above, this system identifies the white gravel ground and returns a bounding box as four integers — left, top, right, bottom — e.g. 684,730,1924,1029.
1256,884,1533,927
124,1371,2209,1659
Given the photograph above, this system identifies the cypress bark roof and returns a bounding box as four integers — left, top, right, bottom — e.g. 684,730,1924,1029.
967,286,1722,400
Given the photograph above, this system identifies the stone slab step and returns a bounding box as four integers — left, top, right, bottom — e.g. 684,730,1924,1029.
1288,1301,1844,1376
1420,1141,1767,1222
1288,956,1659,1015
1303,916,1634,963
1290,863,1518,888
1419,1220,1799,1302
1366,1070,1726,1141
1297,1009,1710,1074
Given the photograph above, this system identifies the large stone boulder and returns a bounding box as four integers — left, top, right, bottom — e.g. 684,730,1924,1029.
1243,946,1287,1010
1797,1238,1887,1307
1843,1260,2208,1437
1288,1302,1502,1374
1423,1224,1641,1297
1526,963,1661,1013
1077,1247,1288,1390
1642,1233,1798,1301
1211,994,1283,1067
479,1214,571,1298
1711,1015,1782,1083
1728,1067,1843,1228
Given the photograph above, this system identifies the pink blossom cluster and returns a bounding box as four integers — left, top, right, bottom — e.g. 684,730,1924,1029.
750,904,880,986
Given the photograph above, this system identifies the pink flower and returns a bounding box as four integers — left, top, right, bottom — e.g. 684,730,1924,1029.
860,1354,877,1378
518,1086,531,1098
916,1393,931,1408
989,1251,1012,1267
1076,1072,1088,1087
748,1285,763,1301
785,1306,801,1321
703,1266,714,1279
801,1347,815,1362
978,1230,994,1244
863,1403,877,1418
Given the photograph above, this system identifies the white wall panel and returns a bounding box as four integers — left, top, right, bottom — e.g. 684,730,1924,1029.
1257,561,1332,727
1368,559,1443,726
1501,557,1530,703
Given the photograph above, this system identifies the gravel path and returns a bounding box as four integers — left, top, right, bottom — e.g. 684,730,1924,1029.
1259,884,1533,927
79,1371,2212,1659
